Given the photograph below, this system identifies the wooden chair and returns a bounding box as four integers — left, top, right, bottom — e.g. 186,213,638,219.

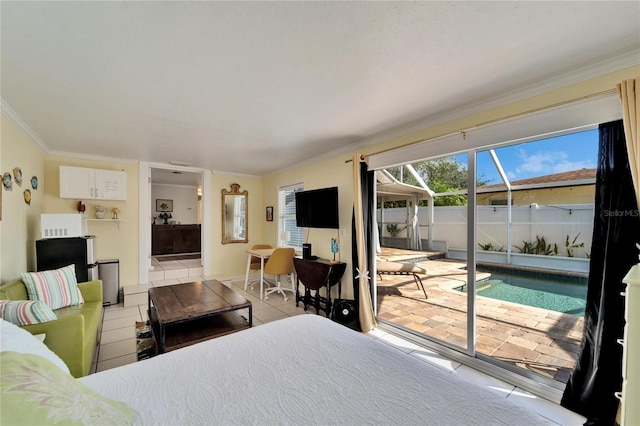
263,248,296,302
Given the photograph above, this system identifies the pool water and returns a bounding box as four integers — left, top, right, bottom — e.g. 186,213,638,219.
457,271,587,316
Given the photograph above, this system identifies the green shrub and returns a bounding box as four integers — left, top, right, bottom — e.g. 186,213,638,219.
477,242,505,252
385,223,406,237
565,233,585,257
514,235,558,256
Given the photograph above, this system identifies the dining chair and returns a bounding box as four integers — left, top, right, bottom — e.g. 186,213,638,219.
247,244,272,291
263,247,296,302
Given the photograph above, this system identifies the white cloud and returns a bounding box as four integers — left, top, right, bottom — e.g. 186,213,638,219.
551,159,596,173
512,148,595,178
515,148,564,174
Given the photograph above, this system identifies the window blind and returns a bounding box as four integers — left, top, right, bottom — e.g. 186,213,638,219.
278,183,304,248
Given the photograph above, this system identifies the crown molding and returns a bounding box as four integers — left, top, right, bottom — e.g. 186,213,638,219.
1,98,50,153
211,169,262,179
48,149,139,165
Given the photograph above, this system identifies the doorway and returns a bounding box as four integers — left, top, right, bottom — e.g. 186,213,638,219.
138,162,212,284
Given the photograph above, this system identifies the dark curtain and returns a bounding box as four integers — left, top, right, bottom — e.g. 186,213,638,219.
561,120,640,425
351,161,376,329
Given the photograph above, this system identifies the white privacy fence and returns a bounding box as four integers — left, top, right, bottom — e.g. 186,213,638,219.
378,204,594,259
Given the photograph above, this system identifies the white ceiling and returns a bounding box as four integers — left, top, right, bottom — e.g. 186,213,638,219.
150,168,202,187
2,1,639,177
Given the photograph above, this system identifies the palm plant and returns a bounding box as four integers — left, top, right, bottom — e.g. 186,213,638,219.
565,233,584,257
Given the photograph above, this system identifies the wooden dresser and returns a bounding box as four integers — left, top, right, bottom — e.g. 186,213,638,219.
619,264,640,425
152,224,201,255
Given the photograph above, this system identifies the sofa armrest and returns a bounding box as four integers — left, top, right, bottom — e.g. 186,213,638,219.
21,314,86,377
78,280,103,304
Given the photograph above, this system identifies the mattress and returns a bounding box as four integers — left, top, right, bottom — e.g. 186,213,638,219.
80,315,553,425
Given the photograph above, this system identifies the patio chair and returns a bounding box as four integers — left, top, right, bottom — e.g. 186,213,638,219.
376,261,428,299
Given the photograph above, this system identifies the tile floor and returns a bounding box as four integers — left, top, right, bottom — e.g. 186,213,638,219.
96,274,585,425
376,247,585,383
149,255,204,282
376,257,584,383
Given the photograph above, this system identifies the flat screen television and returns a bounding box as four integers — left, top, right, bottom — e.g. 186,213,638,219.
295,187,339,229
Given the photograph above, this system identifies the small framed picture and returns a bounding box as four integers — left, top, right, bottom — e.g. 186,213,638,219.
266,206,273,222
156,199,173,212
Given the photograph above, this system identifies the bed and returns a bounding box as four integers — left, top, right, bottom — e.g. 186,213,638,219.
80,315,552,425
1,315,553,425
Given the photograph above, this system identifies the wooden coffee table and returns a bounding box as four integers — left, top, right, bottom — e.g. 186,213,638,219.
148,280,252,353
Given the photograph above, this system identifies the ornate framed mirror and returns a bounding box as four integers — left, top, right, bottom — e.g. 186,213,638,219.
221,183,248,244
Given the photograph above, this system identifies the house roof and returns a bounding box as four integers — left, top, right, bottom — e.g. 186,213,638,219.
1,2,639,176
479,168,597,191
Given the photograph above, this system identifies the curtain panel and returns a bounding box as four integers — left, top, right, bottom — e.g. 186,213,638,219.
617,77,640,211
352,155,376,332
561,120,640,425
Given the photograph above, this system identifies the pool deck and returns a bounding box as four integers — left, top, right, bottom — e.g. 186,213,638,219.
375,248,584,383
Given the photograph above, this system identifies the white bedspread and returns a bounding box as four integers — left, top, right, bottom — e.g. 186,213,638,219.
80,315,553,425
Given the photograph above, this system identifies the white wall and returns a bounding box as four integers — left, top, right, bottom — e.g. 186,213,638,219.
152,184,199,224
378,204,594,258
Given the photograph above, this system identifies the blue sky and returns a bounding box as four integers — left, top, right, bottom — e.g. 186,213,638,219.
470,129,598,185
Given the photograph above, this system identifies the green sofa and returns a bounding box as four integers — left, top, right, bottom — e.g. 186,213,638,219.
0,278,104,378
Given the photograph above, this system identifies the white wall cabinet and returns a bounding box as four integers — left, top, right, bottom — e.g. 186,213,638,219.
60,166,127,200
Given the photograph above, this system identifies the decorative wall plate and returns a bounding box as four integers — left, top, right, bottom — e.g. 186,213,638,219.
23,189,31,205
2,172,12,191
13,167,22,186
31,176,38,190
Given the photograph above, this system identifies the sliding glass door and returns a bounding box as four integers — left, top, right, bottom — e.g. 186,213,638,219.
375,153,470,353
370,94,619,394
473,131,594,383
375,129,596,386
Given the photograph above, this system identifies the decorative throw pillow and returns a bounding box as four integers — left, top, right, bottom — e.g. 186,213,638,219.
0,352,136,425
20,264,84,310
0,300,58,325
0,318,70,374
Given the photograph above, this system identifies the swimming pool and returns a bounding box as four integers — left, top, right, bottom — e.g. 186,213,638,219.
456,269,587,316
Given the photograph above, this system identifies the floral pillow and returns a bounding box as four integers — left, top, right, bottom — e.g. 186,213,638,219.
0,300,57,325
0,318,69,374
20,265,84,310
0,351,137,425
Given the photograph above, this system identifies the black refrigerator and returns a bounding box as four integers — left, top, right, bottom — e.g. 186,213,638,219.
36,236,98,283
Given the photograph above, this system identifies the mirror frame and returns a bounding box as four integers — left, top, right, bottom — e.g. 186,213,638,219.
221,183,248,244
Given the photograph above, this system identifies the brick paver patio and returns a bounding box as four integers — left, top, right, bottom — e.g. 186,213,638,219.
375,251,584,383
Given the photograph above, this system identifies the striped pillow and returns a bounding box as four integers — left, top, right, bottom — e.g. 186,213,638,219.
20,265,84,310
0,300,58,325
